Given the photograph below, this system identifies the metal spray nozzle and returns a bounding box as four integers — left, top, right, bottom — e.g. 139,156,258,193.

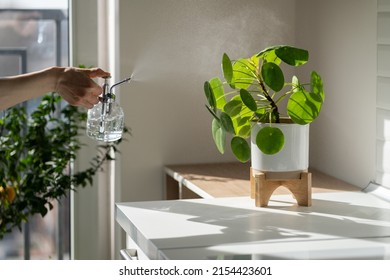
87,74,132,142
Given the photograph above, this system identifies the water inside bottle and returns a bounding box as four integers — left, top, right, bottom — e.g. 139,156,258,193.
86,103,124,142
87,117,123,142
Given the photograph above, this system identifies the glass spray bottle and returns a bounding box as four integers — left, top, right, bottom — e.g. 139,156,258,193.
86,76,131,142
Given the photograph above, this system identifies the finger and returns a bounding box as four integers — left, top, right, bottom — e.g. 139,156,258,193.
84,103,94,109
82,68,111,79
81,93,98,104
79,98,96,109
88,81,104,96
87,94,100,105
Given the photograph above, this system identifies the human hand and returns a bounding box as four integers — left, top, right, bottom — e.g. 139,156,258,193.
54,67,111,109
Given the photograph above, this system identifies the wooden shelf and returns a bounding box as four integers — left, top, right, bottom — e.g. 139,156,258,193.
164,162,360,200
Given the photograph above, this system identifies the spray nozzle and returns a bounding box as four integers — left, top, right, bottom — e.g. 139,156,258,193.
99,76,132,103
87,75,132,142
109,76,132,94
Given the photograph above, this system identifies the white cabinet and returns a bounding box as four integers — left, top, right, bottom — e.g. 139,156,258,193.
116,192,390,260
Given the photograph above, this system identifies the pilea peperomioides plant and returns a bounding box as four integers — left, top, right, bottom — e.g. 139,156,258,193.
204,45,325,162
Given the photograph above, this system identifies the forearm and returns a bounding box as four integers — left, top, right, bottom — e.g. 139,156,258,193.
0,67,62,110
1,66,109,110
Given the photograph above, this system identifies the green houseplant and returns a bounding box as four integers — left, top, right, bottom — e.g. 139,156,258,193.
0,93,129,238
204,45,324,163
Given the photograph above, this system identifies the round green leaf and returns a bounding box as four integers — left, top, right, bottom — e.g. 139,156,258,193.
311,71,325,102
287,89,323,125
224,99,242,117
231,136,250,162
237,124,251,138
235,116,252,138
256,45,279,59
232,58,255,89
220,112,235,134
240,89,257,111
237,115,251,127
222,53,234,87
250,54,260,68
212,118,226,154
261,62,284,92
256,126,285,155
275,46,309,66
209,77,226,109
204,81,216,110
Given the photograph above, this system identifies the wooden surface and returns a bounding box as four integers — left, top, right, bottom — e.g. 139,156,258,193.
254,171,312,207
165,162,360,199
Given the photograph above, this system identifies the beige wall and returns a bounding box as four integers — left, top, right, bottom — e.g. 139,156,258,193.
72,0,297,259
118,0,297,203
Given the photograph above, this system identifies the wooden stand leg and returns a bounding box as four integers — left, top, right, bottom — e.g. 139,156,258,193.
253,170,312,207
250,167,255,199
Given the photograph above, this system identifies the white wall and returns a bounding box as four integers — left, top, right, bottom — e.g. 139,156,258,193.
296,0,377,188
117,0,297,202
72,0,297,259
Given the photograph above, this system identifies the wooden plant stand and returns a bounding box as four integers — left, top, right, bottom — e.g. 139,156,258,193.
250,168,312,207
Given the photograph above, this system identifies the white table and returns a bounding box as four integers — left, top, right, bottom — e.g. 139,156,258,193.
116,191,390,260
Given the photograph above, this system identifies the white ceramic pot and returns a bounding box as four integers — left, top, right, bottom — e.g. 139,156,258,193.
251,120,309,172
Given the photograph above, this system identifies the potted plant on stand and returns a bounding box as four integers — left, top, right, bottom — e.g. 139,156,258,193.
204,45,324,206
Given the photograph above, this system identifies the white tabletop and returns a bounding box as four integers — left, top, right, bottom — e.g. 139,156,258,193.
116,192,390,259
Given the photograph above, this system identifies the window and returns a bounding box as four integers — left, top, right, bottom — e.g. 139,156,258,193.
0,0,70,259
377,0,390,189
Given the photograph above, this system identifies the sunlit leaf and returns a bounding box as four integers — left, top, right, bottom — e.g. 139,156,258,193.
209,77,226,109
224,99,242,117
287,88,323,125
250,54,260,68
256,45,279,59
232,58,255,89
234,114,252,138
237,124,251,138
237,116,251,127
275,46,309,66
311,71,325,102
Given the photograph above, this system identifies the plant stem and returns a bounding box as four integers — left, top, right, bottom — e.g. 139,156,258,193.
259,80,280,123
274,90,293,105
